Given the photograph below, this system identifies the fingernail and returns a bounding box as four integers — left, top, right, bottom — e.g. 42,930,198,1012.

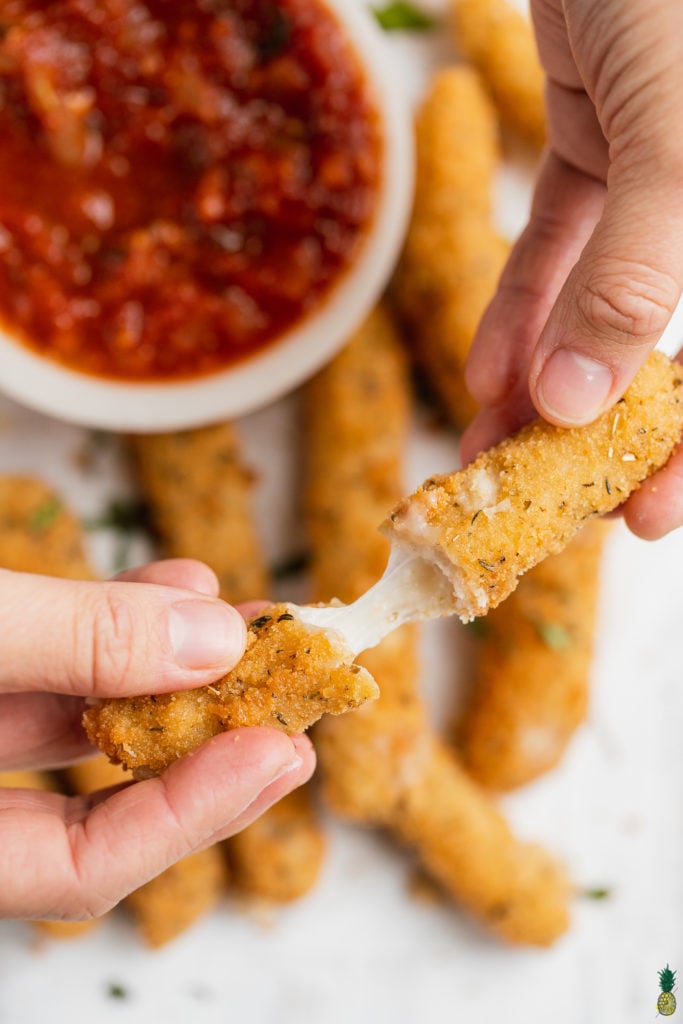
537,350,614,425
169,600,246,669
268,754,304,784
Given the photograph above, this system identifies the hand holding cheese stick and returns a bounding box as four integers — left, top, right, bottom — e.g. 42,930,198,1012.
463,0,683,541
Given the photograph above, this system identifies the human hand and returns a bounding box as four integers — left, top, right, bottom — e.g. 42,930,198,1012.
461,0,683,539
0,558,314,921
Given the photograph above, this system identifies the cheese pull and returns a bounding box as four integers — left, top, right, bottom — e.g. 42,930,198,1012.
299,352,683,647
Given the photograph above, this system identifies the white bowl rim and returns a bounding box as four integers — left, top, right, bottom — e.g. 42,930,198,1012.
0,0,413,432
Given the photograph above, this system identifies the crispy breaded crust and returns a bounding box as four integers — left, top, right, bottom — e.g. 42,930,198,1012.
130,422,267,603
83,604,378,777
126,847,228,948
307,308,569,945
392,68,509,427
451,0,546,147
0,477,93,579
458,522,610,789
228,788,326,903
385,352,683,620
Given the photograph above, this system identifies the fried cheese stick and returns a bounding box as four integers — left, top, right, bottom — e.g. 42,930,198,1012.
392,67,509,428
132,425,326,902
384,352,683,622
450,0,546,147
66,756,228,947
307,306,569,945
458,521,611,790
129,423,266,603
0,476,94,578
84,604,377,777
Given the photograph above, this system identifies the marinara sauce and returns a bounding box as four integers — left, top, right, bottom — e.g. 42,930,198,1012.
0,0,381,381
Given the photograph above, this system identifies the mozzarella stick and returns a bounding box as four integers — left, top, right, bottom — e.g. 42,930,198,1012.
228,787,326,903
129,422,266,603
451,0,546,147
307,306,569,945
392,67,509,427
0,477,94,578
385,352,683,621
66,756,228,947
131,426,326,900
84,603,378,778
458,522,610,790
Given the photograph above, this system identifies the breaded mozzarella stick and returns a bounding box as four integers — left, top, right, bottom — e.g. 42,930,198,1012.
392,68,508,427
451,0,546,147
458,522,610,790
130,423,267,603
84,603,378,778
384,352,683,622
307,308,570,945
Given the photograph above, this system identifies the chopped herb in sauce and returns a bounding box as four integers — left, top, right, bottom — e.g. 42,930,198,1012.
581,887,611,900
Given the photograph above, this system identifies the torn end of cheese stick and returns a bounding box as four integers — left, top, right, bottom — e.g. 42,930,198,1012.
0,477,94,579
458,522,610,790
129,423,267,603
451,0,546,147
396,742,569,946
83,604,379,778
228,788,326,903
384,352,683,622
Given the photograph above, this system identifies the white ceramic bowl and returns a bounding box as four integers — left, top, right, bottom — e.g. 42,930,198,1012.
0,1,413,432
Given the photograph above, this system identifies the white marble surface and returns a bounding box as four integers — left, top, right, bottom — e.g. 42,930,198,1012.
2,2,683,1022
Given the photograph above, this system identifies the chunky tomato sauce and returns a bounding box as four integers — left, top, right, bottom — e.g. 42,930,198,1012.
0,0,381,381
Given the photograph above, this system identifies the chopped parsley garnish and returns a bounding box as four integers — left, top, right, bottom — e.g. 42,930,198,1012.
534,620,571,651
371,2,434,31
581,887,611,900
28,497,62,532
106,982,129,1000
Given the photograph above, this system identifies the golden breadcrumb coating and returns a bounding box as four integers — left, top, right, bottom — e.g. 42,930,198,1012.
385,352,683,620
306,307,569,945
451,0,546,147
130,423,267,603
392,67,509,427
126,848,228,948
83,604,378,777
228,788,326,903
0,477,93,579
458,522,610,789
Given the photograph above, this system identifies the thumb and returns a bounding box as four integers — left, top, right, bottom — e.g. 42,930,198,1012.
0,569,247,697
529,12,683,424
530,174,683,426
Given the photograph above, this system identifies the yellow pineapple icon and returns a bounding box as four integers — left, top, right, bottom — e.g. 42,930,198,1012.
658,965,677,1016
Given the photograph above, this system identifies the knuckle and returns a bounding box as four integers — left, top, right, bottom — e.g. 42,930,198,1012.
576,267,676,345
82,590,139,696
